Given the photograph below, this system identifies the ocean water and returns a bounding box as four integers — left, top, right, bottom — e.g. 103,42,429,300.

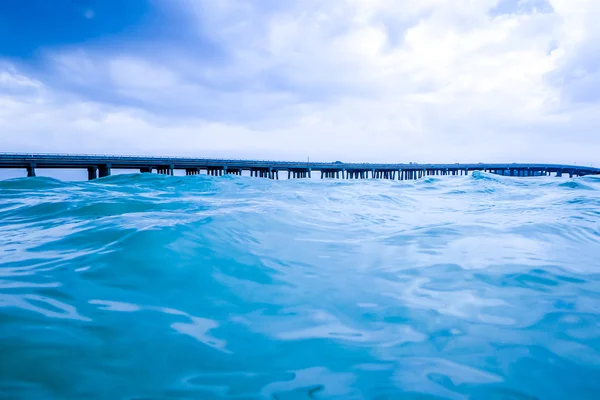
1,172,600,400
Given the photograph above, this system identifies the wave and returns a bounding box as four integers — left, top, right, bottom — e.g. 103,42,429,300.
558,180,595,190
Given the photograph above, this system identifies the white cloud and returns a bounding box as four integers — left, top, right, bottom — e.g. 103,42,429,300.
0,0,599,164
546,0,600,104
108,57,179,90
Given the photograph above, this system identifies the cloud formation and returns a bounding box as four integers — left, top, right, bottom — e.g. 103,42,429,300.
0,0,598,164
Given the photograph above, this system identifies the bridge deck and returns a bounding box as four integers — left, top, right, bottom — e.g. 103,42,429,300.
1,153,598,180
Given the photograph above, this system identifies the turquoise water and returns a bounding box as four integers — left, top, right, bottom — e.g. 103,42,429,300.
1,172,600,399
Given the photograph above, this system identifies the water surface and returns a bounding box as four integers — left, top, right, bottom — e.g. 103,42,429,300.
1,172,599,399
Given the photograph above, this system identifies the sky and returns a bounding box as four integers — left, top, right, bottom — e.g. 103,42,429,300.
0,0,599,164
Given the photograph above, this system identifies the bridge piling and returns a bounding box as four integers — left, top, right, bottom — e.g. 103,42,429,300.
87,166,97,180
27,164,36,177
98,164,111,178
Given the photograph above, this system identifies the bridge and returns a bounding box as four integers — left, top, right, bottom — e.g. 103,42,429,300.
0,153,598,180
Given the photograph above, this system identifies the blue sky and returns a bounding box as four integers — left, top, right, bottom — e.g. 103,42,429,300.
1,0,599,164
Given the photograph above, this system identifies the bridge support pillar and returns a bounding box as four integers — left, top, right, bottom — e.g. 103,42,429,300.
140,167,153,173
99,164,111,178
87,166,97,180
27,164,36,177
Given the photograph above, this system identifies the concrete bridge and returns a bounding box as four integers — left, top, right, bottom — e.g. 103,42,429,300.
1,153,598,180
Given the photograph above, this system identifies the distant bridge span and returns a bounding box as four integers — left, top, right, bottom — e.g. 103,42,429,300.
1,153,598,180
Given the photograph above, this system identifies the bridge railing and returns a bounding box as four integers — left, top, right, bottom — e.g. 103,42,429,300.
0,152,315,164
